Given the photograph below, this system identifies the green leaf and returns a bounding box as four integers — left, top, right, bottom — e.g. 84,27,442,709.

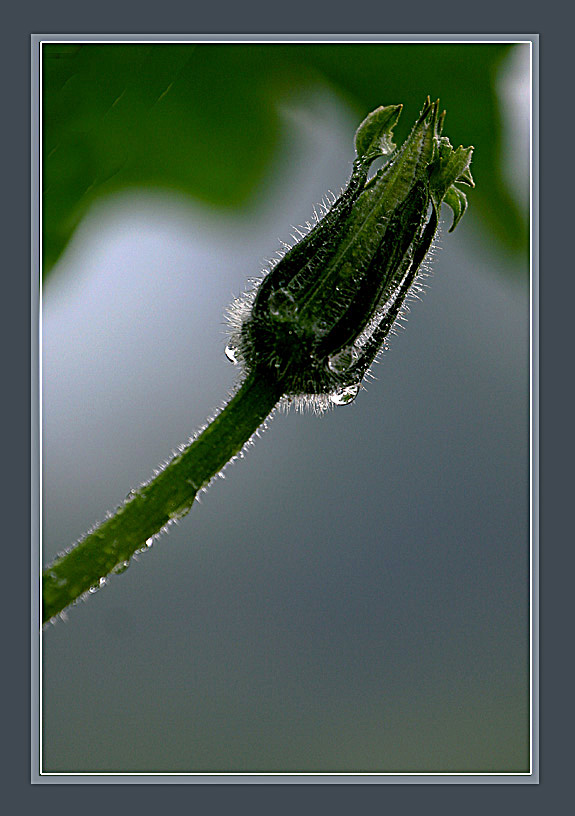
42,44,280,274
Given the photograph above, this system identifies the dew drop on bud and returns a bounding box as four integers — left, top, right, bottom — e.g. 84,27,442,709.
88,577,107,593
330,383,360,406
327,348,354,374
268,288,296,321
225,344,239,365
312,316,329,334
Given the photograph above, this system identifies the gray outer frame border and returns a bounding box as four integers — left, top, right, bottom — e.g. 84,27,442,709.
31,32,539,785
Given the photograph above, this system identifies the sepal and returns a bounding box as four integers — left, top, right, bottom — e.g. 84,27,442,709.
354,104,403,159
443,185,469,232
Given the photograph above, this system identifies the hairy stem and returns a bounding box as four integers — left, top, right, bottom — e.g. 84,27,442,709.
42,369,284,623
43,100,474,626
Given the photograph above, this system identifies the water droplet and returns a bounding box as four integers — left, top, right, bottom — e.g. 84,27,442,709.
112,560,130,574
327,348,354,374
330,383,360,406
313,316,329,333
268,289,296,321
225,344,239,365
88,577,106,593
145,537,154,547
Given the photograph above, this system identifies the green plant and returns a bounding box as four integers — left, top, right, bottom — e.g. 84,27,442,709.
42,98,474,624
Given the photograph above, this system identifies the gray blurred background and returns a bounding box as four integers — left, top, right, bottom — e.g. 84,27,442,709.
41,45,531,774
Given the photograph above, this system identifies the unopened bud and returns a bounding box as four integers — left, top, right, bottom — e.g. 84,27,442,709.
226,98,474,408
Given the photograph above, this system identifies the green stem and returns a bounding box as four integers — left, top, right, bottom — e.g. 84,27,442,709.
42,369,284,624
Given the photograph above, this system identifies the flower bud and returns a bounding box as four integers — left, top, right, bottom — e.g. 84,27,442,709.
226,98,474,408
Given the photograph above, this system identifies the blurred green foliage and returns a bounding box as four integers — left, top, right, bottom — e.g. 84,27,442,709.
43,42,526,278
